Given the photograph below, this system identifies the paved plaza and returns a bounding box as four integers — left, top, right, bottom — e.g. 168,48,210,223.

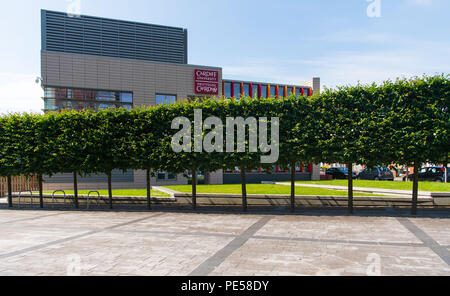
0,206,449,276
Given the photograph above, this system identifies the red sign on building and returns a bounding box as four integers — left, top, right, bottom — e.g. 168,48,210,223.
194,69,219,95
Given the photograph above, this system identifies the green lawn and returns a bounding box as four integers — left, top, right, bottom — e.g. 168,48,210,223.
43,189,171,198
164,184,378,196
293,180,450,192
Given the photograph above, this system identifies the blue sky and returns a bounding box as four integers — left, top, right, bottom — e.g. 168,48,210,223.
0,0,449,113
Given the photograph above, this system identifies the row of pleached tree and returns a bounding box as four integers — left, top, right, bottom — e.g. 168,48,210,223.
0,75,448,214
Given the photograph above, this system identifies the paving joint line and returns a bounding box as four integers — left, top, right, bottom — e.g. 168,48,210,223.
188,216,272,276
0,212,165,260
110,229,237,238
252,235,426,248
397,218,450,266
0,212,69,225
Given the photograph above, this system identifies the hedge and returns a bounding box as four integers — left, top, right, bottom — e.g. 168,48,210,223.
0,74,448,214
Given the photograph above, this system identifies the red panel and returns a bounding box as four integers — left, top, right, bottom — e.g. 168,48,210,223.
301,88,304,96
258,84,262,99
249,83,253,98
231,82,235,98
241,82,244,96
194,69,219,95
309,163,313,173
276,85,279,99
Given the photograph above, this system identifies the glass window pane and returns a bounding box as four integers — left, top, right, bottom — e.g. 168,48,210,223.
233,83,241,98
55,88,67,99
224,82,232,98
96,91,116,101
44,88,56,98
73,89,84,100
279,86,285,98
120,92,133,103
287,87,293,96
261,85,267,98
243,83,250,97
252,84,259,98
270,86,276,97
156,94,176,105
157,172,166,180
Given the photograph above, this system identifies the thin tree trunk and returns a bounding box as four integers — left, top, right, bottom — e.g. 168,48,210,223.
290,162,296,213
192,169,197,210
7,175,12,208
108,171,113,209
411,163,420,215
348,163,353,214
241,167,247,212
73,171,79,209
38,174,43,208
146,169,152,210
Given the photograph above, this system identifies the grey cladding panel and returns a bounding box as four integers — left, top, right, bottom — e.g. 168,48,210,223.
45,170,134,184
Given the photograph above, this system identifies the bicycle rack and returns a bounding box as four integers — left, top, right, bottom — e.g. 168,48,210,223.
18,191,33,208
87,191,101,209
51,190,66,208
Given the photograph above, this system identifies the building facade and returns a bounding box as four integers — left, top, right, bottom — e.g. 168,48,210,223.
40,10,320,190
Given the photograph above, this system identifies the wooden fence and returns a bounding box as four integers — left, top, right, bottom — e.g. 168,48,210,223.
0,176,39,197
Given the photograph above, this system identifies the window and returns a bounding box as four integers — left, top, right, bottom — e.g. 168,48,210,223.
156,94,176,105
157,172,166,180
279,86,285,98
295,88,301,97
157,172,177,181
43,87,133,112
188,96,204,103
224,82,232,98
96,103,112,110
44,88,56,98
287,87,293,96
120,92,133,103
243,83,250,97
233,83,241,98
261,85,267,98
96,91,116,102
252,84,259,98
73,89,84,100
270,86,276,98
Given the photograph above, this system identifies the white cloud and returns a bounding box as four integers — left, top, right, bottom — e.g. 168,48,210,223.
0,73,43,114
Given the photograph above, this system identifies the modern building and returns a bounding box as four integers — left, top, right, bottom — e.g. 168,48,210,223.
40,9,321,190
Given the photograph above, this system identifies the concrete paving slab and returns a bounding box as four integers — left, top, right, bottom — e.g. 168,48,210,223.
0,208,448,276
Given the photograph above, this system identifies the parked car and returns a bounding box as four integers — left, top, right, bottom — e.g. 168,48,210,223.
403,167,449,182
358,166,394,181
325,167,357,180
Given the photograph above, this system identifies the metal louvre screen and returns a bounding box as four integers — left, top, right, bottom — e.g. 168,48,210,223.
42,10,187,64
